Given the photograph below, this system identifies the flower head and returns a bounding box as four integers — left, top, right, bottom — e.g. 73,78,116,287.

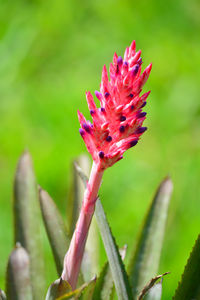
78,40,152,170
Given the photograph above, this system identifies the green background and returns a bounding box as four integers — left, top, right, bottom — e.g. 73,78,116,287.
0,0,200,298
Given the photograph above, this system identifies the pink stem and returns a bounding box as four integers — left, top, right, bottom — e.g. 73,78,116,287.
61,162,104,289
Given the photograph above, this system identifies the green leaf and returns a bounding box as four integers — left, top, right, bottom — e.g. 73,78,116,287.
57,277,96,300
39,188,70,276
13,151,45,299
92,262,109,300
95,200,133,300
67,155,91,236
173,234,200,300
128,177,173,298
78,277,96,300
6,243,33,300
73,161,88,188
93,246,127,300
93,262,115,300
143,281,162,300
45,278,71,300
137,272,169,300
74,162,133,300
0,289,7,300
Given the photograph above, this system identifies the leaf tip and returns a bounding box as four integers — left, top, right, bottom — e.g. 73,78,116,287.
160,176,173,195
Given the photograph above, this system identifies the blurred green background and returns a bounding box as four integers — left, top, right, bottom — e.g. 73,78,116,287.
0,0,200,298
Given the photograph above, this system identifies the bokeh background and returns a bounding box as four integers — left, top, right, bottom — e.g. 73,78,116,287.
0,0,200,298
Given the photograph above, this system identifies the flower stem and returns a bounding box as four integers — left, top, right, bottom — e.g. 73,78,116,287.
61,162,104,289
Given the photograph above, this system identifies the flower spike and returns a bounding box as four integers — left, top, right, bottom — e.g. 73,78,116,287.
62,41,152,290
78,41,152,171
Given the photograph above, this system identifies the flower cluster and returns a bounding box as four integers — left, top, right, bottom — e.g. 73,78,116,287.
78,40,152,170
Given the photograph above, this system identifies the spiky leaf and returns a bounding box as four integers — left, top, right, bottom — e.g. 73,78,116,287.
93,246,127,300
67,155,91,236
0,289,7,300
73,161,88,188
137,272,169,300
173,235,200,300
6,243,32,300
78,277,96,300
57,277,96,300
92,262,109,300
39,188,70,275
128,177,173,297
93,262,115,300
143,281,162,300
13,151,45,299
95,199,133,300
45,278,71,300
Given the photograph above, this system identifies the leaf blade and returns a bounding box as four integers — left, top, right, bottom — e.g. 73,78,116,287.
143,281,162,300
39,188,70,276
137,272,169,300
0,289,7,300
93,245,127,300
128,177,173,297
13,151,45,299
92,262,110,300
6,243,33,300
45,278,71,300
79,277,96,300
95,199,133,300
67,155,91,236
57,278,96,300
173,234,200,300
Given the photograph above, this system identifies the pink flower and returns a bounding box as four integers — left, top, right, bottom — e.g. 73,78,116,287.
78,40,152,171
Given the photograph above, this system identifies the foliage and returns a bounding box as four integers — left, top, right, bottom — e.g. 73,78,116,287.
1,152,200,299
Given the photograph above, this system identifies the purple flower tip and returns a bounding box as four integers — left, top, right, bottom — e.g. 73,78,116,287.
137,57,142,65
95,91,102,100
120,115,126,122
116,65,119,74
117,56,123,66
82,122,91,133
99,151,104,159
140,101,146,108
104,92,110,98
137,112,147,119
130,105,135,111
79,128,85,136
129,139,138,148
136,126,147,134
90,109,95,115
119,125,125,133
123,61,128,67
101,107,105,113
132,64,140,76
106,135,112,142
129,93,134,98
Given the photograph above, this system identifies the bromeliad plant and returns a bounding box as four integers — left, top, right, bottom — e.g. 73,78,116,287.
1,41,200,300
62,40,152,290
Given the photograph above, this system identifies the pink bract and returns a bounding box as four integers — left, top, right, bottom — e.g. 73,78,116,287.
78,40,152,171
